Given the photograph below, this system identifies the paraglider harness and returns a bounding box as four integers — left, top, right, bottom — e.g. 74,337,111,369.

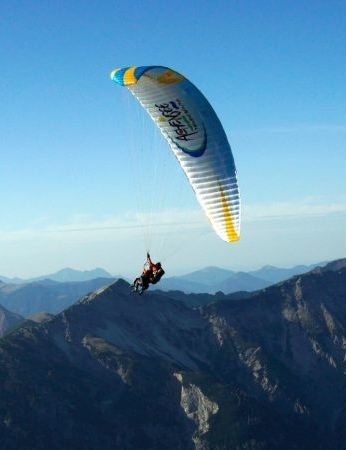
132,253,165,295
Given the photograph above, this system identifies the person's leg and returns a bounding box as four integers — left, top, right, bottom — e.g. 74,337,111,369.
133,277,140,291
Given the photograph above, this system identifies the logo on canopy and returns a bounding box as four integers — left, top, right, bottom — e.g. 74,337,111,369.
155,99,207,157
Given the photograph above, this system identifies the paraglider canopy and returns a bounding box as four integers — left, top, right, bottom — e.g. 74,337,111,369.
110,66,241,243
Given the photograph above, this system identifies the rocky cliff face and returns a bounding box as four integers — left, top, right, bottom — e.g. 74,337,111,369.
0,260,346,449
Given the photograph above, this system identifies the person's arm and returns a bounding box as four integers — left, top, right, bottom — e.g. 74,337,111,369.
147,252,154,266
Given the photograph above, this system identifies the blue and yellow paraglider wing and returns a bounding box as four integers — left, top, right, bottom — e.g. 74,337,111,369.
110,66,240,243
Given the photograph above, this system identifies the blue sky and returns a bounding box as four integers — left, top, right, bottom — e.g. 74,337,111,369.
0,0,345,277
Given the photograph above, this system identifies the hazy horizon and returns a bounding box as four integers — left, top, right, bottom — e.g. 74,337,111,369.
0,256,335,281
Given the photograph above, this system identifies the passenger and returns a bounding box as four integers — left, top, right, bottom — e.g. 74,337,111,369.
150,262,165,284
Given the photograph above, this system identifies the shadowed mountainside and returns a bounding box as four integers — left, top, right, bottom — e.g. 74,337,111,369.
0,303,23,337
0,259,346,449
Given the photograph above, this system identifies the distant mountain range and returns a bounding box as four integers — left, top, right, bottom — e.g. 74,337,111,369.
0,262,327,317
0,267,114,284
0,262,324,288
153,262,324,294
0,258,345,448
0,278,115,317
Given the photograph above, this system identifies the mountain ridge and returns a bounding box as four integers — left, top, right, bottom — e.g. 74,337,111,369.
154,261,325,294
0,267,114,284
0,260,346,448
0,260,335,317
0,277,116,317
0,261,325,286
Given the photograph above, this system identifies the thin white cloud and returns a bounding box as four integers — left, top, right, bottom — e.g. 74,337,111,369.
244,198,346,221
0,198,345,243
0,209,208,243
